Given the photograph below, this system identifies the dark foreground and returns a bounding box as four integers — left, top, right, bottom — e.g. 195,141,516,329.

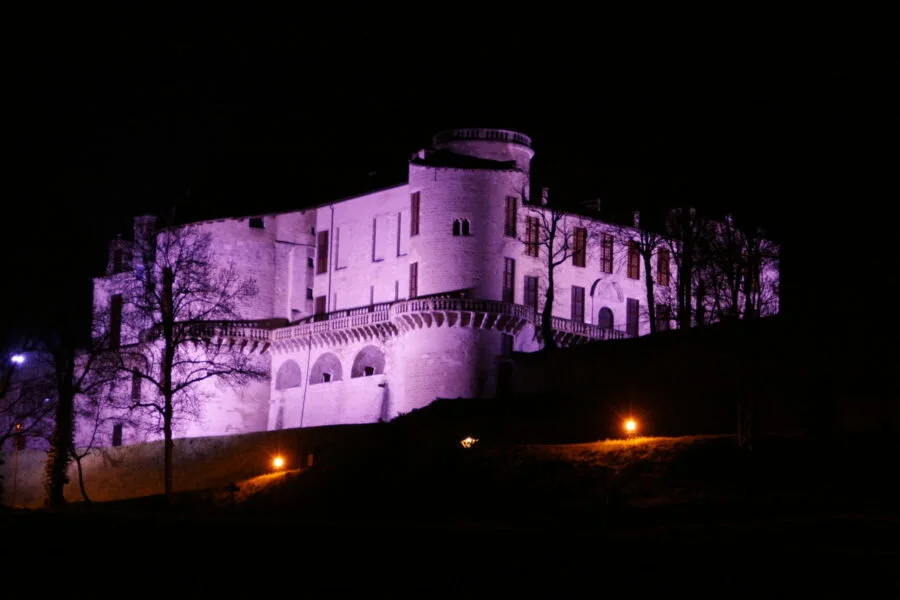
3,505,897,593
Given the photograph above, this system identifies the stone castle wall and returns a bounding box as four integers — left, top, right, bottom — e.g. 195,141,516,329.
82,128,779,448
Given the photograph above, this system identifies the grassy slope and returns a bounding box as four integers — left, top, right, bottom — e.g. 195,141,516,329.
0,423,381,508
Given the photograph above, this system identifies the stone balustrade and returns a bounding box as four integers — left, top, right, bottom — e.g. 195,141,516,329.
432,128,533,148
161,296,631,351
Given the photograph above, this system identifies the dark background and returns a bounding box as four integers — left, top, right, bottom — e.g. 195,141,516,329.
4,16,884,341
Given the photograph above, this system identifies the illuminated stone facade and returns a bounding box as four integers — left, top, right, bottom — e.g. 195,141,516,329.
87,128,779,446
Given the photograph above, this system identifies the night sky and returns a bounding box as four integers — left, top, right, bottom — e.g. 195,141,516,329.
5,20,869,340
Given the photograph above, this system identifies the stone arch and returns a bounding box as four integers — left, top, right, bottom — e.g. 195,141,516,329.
351,345,386,378
275,359,303,390
598,307,614,329
309,352,343,385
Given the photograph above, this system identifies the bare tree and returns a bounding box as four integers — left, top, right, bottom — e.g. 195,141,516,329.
101,219,265,505
614,210,669,334
699,214,780,323
67,372,141,504
518,187,596,349
1,341,56,503
1,345,56,453
663,206,703,330
42,311,122,508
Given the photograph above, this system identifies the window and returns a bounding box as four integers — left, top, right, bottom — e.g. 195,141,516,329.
397,211,409,256
502,258,515,302
598,307,614,329
334,227,344,269
364,366,375,377
504,196,517,237
452,219,471,236
571,286,585,322
314,295,326,316
373,217,389,261
600,233,613,274
627,241,640,279
626,298,639,336
307,257,314,268
109,295,122,349
322,373,332,383
131,370,141,400
306,288,313,300
249,217,264,229
112,423,123,447
524,276,539,310
657,249,671,286
409,262,418,299
525,216,540,257
316,231,329,274
410,192,420,236
394,280,400,300
572,227,587,267
656,304,670,331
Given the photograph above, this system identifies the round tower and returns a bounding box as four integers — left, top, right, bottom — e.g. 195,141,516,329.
407,128,533,301
397,128,533,410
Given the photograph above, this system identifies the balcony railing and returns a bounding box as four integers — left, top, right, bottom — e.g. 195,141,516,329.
391,297,533,320
432,128,532,148
274,305,392,341
543,316,630,341
141,297,633,346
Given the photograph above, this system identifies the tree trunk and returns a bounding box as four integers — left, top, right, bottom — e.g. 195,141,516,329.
164,393,174,505
695,279,706,327
542,282,556,350
47,350,75,508
542,219,557,350
162,265,176,506
679,209,693,330
73,453,91,504
643,252,656,334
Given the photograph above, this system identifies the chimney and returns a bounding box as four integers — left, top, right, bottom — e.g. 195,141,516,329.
633,210,641,229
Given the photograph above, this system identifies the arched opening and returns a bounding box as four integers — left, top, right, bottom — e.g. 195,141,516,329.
598,307,614,329
275,360,303,390
452,220,461,236
351,345,386,378
461,219,470,236
309,352,343,385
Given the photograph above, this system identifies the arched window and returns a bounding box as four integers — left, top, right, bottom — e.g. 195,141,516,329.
275,360,303,390
461,219,470,236
598,307,614,329
452,220,461,236
309,353,343,385
351,345,386,378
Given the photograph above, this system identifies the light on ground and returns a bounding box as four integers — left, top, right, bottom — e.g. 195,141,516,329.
624,418,637,434
272,455,285,469
460,436,478,449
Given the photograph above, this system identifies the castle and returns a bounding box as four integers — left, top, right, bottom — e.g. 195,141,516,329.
87,128,779,447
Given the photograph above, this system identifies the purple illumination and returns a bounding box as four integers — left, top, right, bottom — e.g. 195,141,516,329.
11,354,25,364
80,128,779,449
